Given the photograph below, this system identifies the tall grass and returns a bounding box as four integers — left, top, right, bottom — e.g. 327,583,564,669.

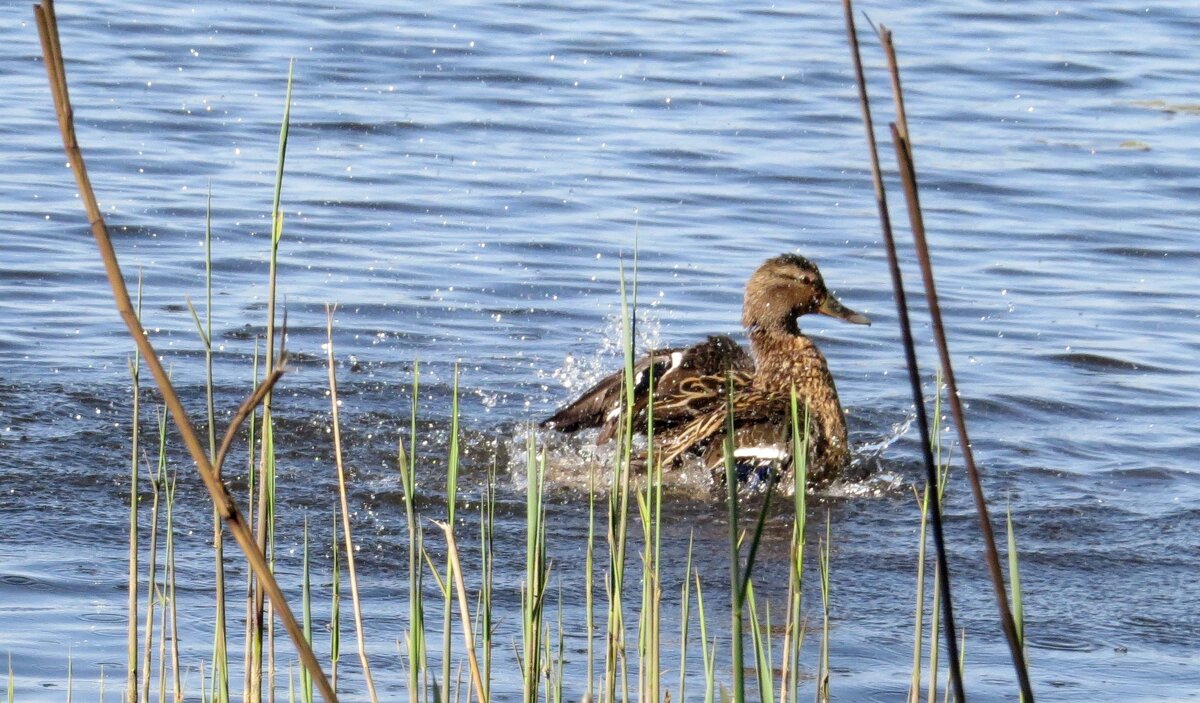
54,217,986,703
33,3,1032,700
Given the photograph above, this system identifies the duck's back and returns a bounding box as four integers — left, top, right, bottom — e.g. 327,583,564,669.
541,334,752,440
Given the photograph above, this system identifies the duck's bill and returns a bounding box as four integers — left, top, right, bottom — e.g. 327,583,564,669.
819,296,871,325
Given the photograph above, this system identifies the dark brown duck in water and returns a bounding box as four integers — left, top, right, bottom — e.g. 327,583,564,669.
542,253,870,485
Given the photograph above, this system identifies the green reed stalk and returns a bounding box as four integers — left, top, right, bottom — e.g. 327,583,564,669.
740,463,779,703
816,513,832,703
632,246,662,703
694,570,714,703
605,259,636,703
166,471,182,703
927,529,945,703
67,649,73,703
721,385,744,703
716,374,779,703
251,60,294,703
324,308,380,703
301,519,313,703
329,511,341,694
397,361,425,703
6,652,12,703
126,275,142,703
604,463,627,703
554,587,565,703
746,581,774,703
678,532,694,703
521,437,548,703
244,340,260,703
186,197,231,703
782,391,810,703
635,488,650,703
141,406,168,703
779,533,803,703
479,459,496,700
634,480,661,703
200,187,231,703
441,365,463,703
585,460,597,700
1008,510,1025,647
160,470,181,703
157,575,167,703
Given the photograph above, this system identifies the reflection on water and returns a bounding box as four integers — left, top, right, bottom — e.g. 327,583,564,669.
2,0,1199,700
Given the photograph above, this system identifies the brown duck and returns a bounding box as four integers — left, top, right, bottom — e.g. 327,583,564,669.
543,254,870,485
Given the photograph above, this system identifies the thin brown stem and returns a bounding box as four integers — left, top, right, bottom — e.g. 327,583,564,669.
33,5,337,702
889,122,1035,702
433,520,487,703
840,2,966,700
213,367,286,477
324,306,380,703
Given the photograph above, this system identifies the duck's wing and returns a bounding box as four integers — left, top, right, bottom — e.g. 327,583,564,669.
541,335,752,442
540,347,683,434
656,380,788,466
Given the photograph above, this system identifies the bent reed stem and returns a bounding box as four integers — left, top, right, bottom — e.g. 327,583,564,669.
33,4,338,702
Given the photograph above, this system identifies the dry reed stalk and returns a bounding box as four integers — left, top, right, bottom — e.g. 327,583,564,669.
32,3,338,700
879,24,1035,700
323,306,380,703
839,1,965,699
433,520,487,703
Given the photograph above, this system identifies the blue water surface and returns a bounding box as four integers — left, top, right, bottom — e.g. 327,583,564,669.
2,1,1198,701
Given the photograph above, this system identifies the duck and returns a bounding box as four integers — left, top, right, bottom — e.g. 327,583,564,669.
542,253,870,485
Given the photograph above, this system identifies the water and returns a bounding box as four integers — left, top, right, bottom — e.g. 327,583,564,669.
3,1,1199,700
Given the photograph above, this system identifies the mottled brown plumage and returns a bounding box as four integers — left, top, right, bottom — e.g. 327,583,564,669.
543,253,869,485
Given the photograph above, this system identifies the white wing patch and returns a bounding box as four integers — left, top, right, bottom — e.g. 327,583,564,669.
662,351,684,378
732,446,790,461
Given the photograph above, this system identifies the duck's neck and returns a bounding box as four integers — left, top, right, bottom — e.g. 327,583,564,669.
747,324,805,372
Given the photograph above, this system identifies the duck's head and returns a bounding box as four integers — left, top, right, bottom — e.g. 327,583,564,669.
742,253,870,332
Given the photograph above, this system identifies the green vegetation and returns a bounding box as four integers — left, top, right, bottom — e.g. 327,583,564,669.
24,2,1034,701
